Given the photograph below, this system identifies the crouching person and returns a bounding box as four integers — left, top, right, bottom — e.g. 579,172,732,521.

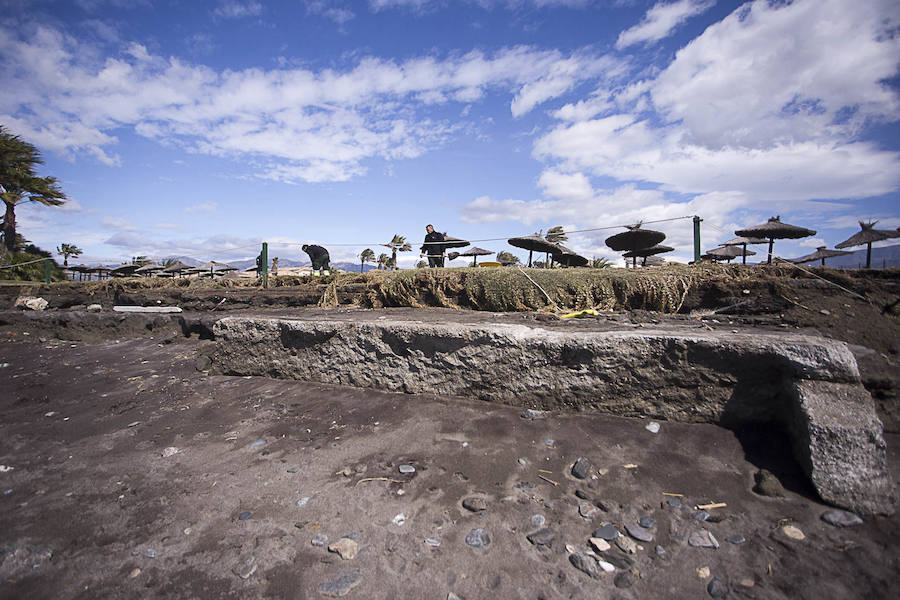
302,243,331,276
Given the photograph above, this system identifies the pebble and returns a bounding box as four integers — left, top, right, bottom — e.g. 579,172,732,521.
465,528,491,549
425,538,441,547
398,464,416,474
645,422,660,434
691,510,710,522
544,439,555,447
530,514,546,527
589,537,610,552
821,509,863,527
639,516,656,529
614,568,639,588
725,535,745,544
448,594,461,600
571,457,592,479
328,538,359,560
233,557,256,579
517,458,527,466
667,498,682,509
142,549,158,559
655,545,665,556
579,502,600,519
575,489,590,500
238,511,252,521
781,525,805,540
753,469,785,497
526,528,555,546
318,569,361,598
161,447,180,458
697,566,711,579
127,568,141,579
688,530,719,549
568,553,602,579
597,559,615,573
625,523,653,542
592,524,620,540
127,421,140,428
707,576,729,599
249,439,265,448
296,497,310,507
462,497,487,512
520,409,546,420
311,534,328,547
392,514,406,526
615,536,637,554
287,467,300,473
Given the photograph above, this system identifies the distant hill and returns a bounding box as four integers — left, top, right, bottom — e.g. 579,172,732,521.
789,243,900,269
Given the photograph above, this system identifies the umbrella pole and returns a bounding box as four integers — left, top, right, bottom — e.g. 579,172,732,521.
767,238,774,264
866,242,872,269
742,244,747,265
821,257,826,266
528,250,533,267
474,256,478,267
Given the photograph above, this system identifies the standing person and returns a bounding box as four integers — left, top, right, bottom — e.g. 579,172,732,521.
420,224,446,267
302,243,331,276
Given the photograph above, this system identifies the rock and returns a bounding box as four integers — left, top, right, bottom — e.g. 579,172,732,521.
521,409,546,420
571,457,592,479
753,469,785,497
688,530,719,549
142,549,157,559
517,458,527,466
725,535,745,544
736,577,755,588
311,534,328,547
625,523,653,542
86,304,102,312
781,525,805,540
526,528,555,547
568,553,602,579
249,439,265,448
287,466,300,473
589,537,610,552
667,497,683,509
328,538,359,560
645,422,660,434
579,502,600,519
614,568,639,588
238,511,252,521
639,516,656,528
462,497,487,512
15,297,48,311
707,576,729,598
697,566,710,579
691,510,710,522
161,447,180,458
597,559,615,573
233,556,256,579
821,509,863,527
296,497,310,507
592,524,620,540
447,594,461,600
127,568,141,578
614,536,637,554
575,489,590,500
425,538,441,547
655,545,665,555
530,514,546,527
399,464,416,474
465,528,490,549
195,355,212,372
318,569,362,597
392,514,406,526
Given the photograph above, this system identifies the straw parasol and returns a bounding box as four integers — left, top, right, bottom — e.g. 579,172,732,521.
458,247,494,266
134,263,163,276
721,236,768,265
550,243,589,267
110,263,139,277
67,264,89,281
704,245,756,263
735,216,816,264
792,246,853,267
605,224,666,268
623,244,674,267
508,234,559,267
162,261,191,277
835,221,900,269
187,261,239,277
442,236,470,249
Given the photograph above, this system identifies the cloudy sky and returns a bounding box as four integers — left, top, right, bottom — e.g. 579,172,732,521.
2,0,899,267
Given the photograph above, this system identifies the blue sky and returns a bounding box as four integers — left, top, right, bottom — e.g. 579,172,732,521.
2,0,899,267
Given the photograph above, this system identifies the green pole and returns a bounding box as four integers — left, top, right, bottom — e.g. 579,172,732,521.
693,215,702,264
261,242,268,288
44,258,51,284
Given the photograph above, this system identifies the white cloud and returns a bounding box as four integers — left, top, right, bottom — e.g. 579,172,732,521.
616,0,715,49
213,1,263,18
306,1,356,25
99,217,136,230
0,26,620,183
184,202,218,214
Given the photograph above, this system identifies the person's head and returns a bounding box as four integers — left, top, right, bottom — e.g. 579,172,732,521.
301,244,309,251
426,224,434,233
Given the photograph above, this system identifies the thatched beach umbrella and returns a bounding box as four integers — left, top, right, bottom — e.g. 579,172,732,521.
721,236,767,265
67,264,89,281
442,236,470,249
792,246,853,267
549,243,589,267
606,225,666,268
111,263,139,277
458,247,493,266
704,245,756,263
624,244,674,267
162,261,191,277
735,216,816,264
508,234,559,267
188,261,238,277
134,263,163,276
835,221,900,269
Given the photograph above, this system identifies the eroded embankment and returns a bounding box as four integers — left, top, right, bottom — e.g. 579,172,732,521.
210,315,894,516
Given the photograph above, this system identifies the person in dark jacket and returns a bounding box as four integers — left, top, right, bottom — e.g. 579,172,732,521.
420,224,446,267
302,244,330,275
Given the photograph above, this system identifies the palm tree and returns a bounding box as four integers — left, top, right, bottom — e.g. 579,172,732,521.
271,257,279,276
544,225,568,267
359,248,375,273
591,257,613,269
496,251,520,266
377,253,390,270
385,234,411,270
1,126,67,253
56,243,82,267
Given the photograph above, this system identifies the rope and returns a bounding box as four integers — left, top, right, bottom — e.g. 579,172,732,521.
516,266,561,311
0,257,49,270
773,258,870,302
